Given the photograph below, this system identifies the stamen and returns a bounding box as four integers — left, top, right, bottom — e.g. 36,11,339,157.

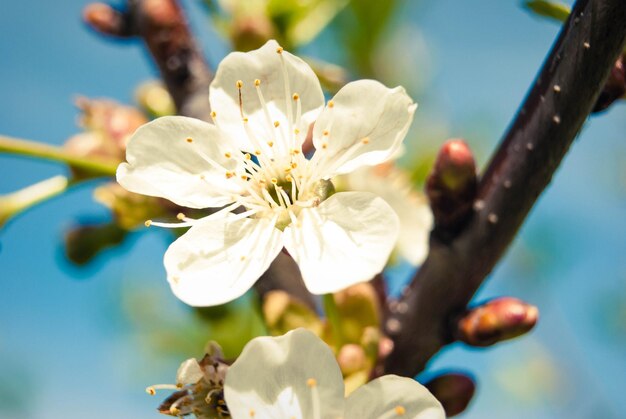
276,46,284,54
395,406,406,415
176,213,185,220
278,48,294,149
307,378,321,419
186,137,193,143
274,120,280,127
144,220,152,227
236,80,244,118
224,152,232,158
249,409,256,417
327,100,334,108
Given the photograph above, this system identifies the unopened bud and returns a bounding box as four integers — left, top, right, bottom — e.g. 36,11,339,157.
64,222,127,265
262,291,323,336
425,373,475,417
230,16,274,52
592,54,626,113
426,139,477,235
83,3,130,37
457,297,539,347
337,344,367,376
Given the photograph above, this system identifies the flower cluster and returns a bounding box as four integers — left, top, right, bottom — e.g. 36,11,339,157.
117,40,416,306
153,329,445,419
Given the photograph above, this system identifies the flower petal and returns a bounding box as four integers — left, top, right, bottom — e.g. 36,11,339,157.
345,375,445,419
224,329,345,419
117,116,243,209
312,80,416,176
342,166,432,265
284,192,399,294
176,359,204,386
164,215,283,306
209,40,324,155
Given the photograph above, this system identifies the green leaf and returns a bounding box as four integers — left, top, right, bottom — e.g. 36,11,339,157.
523,0,571,23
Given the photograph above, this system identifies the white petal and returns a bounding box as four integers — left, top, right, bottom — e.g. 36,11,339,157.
209,40,324,155
312,80,416,176
345,375,445,419
164,215,283,306
343,166,432,265
176,359,204,386
224,329,345,419
284,192,399,295
117,116,243,209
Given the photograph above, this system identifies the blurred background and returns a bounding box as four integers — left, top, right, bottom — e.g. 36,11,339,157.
1,0,625,417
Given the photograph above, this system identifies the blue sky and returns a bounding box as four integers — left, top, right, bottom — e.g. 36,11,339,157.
1,0,625,418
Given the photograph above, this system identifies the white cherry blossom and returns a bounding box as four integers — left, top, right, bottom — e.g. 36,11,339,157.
224,328,445,419
117,40,416,306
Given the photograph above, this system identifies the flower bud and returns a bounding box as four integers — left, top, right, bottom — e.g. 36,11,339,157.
64,222,127,265
334,283,380,343
135,81,176,117
424,373,475,417
262,290,324,336
337,344,367,376
426,139,477,235
83,3,129,38
457,297,539,347
592,54,626,113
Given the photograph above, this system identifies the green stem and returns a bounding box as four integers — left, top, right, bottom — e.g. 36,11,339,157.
0,134,118,177
322,293,345,348
1,175,70,227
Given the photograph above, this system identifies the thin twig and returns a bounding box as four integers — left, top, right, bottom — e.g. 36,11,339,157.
0,135,118,177
384,0,626,376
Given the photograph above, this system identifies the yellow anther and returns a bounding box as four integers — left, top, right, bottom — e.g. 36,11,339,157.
327,100,334,108
224,152,232,158
225,171,235,179
290,149,300,155
394,406,406,416
236,80,243,88
274,121,280,127
146,387,156,395
171,276,180,284
199,174,206,180
243,117,249,123
323,130,329,136
240,255,246,261
254,79,261,86
291,162,298,169
170,407,181,415
249,409,256,418
361,137,370,144
322,143,328,149
276,46,284,54
271,178,278,184
292,93,299,100
306,378,317,387
211,111,217,118
186,137,193,143
176,213,185,220
284,167,292,173
294,128,300,134
286,175,293,182
267,141,274,147
241,175,249,180
254,150,261,156
244,153,251,160
144,220,152,227
258,179,266,185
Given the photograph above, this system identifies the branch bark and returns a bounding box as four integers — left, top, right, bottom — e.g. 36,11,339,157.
384,0,626,376
85,0,213,120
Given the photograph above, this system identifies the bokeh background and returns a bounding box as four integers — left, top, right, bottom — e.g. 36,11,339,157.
1,0,625,418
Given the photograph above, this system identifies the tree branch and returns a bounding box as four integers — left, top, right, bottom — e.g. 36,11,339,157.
384,0,626,376
85,0,213,120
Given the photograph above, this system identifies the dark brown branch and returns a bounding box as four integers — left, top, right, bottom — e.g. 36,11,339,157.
384,0,626,376
85,0,212,120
